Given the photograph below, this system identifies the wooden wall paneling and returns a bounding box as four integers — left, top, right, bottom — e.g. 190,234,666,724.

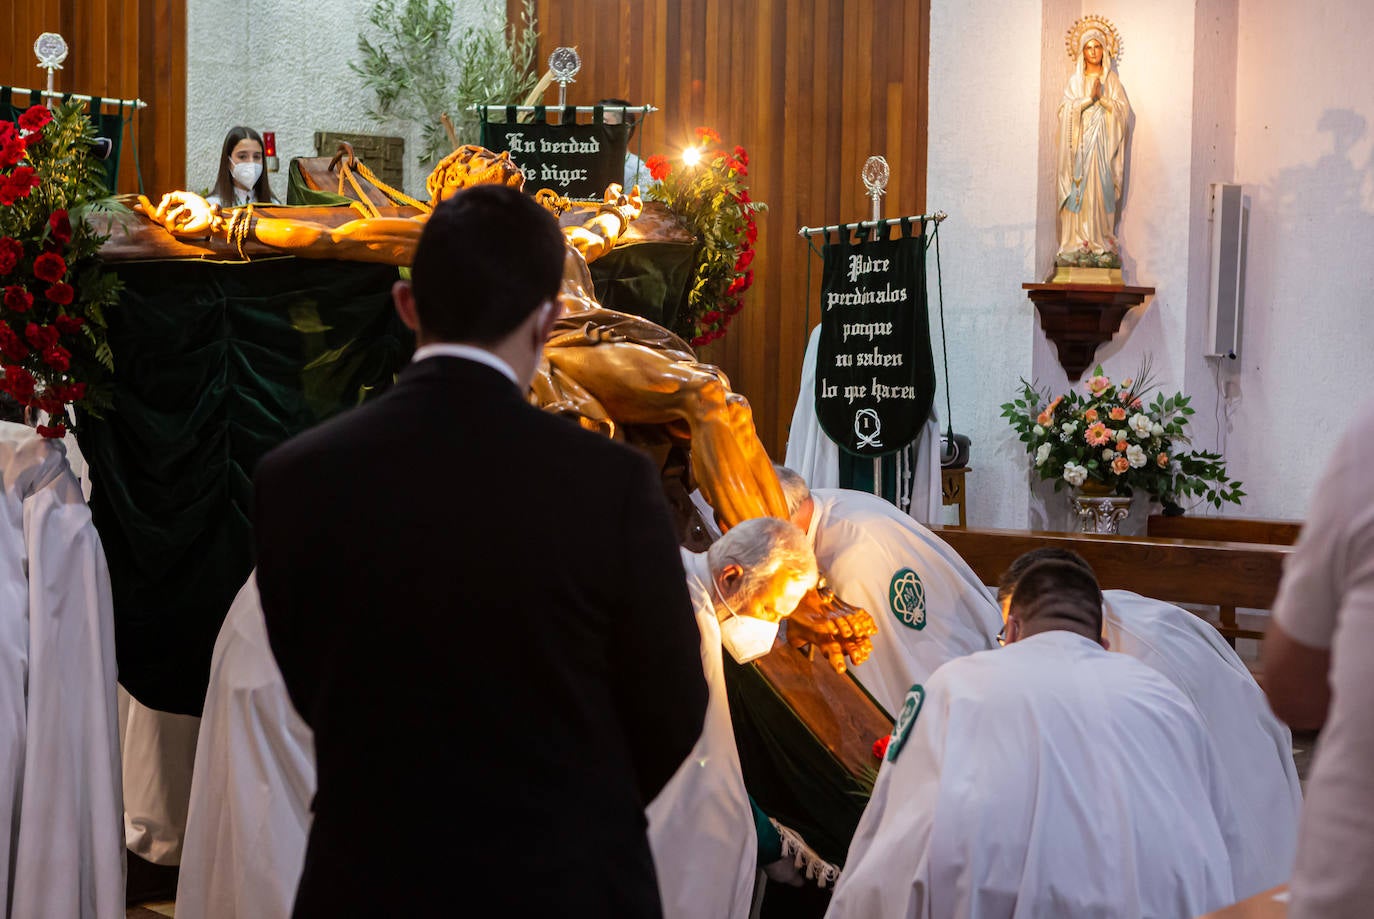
0,0,185,197
507,0,929,456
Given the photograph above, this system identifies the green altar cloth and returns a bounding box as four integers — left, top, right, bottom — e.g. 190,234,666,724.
78,256,411,714
724,658,881,866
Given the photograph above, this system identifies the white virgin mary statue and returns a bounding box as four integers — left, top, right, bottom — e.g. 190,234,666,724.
1057,27,1130,268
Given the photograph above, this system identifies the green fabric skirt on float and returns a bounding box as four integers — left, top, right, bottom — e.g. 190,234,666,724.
77,257,411,715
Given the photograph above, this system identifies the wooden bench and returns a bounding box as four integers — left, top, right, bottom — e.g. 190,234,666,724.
934,526,1293,644
1145,514,1301,547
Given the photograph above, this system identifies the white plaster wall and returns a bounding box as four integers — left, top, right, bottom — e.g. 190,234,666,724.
186,0,502,200
936,0,1258,529
1230,0,1374,519
1180,0,1240,463
928,0,1043,529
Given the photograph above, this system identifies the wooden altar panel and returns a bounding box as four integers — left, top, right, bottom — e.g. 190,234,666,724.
508,0,930,456
1,0,186,196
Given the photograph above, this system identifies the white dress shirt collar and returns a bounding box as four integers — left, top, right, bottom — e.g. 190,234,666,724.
410,342,519,386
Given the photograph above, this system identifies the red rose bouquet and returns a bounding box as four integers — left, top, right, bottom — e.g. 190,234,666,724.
0,101,124,435
645,126,765,347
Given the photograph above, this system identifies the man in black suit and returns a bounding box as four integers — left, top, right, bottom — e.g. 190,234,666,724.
254,184,709,915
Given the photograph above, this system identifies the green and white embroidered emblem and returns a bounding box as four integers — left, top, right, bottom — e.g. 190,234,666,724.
886,683,925,762
889,567,927,630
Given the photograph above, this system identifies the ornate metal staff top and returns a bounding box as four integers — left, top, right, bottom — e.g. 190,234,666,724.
34,32,68,108
549,47,582,108
862,155,890,224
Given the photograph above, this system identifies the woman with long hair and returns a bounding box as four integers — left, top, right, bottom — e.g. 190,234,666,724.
207,126,275,207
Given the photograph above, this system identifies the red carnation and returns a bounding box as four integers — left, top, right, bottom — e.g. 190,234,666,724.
645,154,671,182
41,345,71,371
0,238,22,276
726,269,754,296
694,126,722,145
735,248,755,271
48,210,72,245
0,122,11,143
44,282,74,305
873,734,892,760
0,134,25,169
54,380,86,402
32,252,65,283
54,313,84,334
745,221,758,244
25,322,59,350
4,285,33,313
0,324,28,360
733,145,749,166
18,104,53,133
2,364,35,400
5,165,39,197
35,422,66,439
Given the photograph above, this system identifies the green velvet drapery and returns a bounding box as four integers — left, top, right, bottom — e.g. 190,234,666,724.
78,256,411,714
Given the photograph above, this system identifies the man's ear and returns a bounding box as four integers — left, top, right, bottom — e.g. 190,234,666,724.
536,298,560,341
393,279,421,333
718,562,744,589
1100,634,1111,651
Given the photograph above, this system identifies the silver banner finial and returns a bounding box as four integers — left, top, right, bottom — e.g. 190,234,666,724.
34,32,68,108
549,47,582,109
862,155,890,223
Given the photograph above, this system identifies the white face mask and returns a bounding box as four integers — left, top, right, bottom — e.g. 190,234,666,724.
713,577,781,664
230,160,262,190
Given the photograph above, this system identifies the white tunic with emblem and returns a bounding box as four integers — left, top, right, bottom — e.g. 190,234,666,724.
806,487,1001,714
1103,590,1301,898
785,325,943,524
176,572,316,919
645,551,757,919
0,421,124,919
827,631,1239,919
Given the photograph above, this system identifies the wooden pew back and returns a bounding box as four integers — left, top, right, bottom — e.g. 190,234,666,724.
935,527,1293,642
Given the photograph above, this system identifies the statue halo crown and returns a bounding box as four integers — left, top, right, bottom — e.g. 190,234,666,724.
1066,15,1123,64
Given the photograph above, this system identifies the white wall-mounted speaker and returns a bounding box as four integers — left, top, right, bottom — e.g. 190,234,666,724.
1206,183,1247,361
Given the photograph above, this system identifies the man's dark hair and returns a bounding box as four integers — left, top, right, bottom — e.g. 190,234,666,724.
1008,559,1104,638
410,184,564,345
997,546,1094,604
598,97,640,136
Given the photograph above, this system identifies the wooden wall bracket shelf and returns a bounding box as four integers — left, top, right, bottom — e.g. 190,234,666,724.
1022,282,1154,381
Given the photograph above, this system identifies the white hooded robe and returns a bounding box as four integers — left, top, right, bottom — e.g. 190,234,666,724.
828,632,1239,919
175,573,315,919
807,487,1002,714
645,551,757,919
0,421,123,918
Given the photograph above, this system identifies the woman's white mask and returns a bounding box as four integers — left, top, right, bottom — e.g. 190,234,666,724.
230,160,263,189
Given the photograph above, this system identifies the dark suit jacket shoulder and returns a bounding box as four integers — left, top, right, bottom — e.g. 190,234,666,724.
254,355,708,915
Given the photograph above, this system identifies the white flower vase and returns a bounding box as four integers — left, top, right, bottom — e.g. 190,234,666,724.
1071,483,1133,535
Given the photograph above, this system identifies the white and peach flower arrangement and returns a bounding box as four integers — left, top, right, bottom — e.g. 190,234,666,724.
1001,361,1244,512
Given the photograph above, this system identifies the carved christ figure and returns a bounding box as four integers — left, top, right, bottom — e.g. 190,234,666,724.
138,146,877,671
